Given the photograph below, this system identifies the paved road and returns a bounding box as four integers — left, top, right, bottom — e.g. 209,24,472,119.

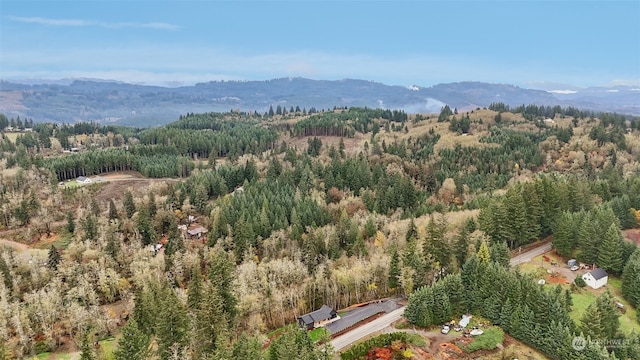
509,242,553,266
330,241,554,352
330,307,405,351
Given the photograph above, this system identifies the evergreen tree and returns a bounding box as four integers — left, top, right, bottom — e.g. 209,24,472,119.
78,331,96,360
454,226,470,268
268,326,321,360
47,245,61,270
499,298,515,331
233,214,254,262
349,232,367,258
405,218,417,242
489,241,510,267
364,216,376,239
114,319,149,360
123,190,136,218
504,188,530,248
148,192,157,218
232,334,263,360
136,206,156,246
577,212,599,264
208,249,238,327
156,284,190,360
477,241,491,263
105,232,120,259
108,199,119,221
133,283,160,336
191,283,227,358
423,214,450,274
187,266,203,310
66,211,75,234
595,291,620,339
580,302,605,340
90,198,100,217
388,248,401,290
622,248,640,307
164,224,184,257
598,223,624,274
553,212,577,257
82,215,97,241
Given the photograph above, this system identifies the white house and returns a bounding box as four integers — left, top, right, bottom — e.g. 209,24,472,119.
582,268,608,289
76,176,92,184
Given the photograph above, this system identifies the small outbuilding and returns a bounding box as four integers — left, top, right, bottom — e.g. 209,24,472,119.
297,305,337,330
582,268,608,289
187,226,208,239
76,176,92,184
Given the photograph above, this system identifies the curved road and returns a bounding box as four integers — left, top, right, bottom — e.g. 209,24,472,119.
330,241,553,352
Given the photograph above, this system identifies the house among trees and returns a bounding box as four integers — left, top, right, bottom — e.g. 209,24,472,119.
297,305,337,330
582,268,608,289
76,176,92,184
187,226,208,239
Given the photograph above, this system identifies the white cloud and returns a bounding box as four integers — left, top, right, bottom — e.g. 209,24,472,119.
7,16,179,30
548,90,578,94
604,79,640,87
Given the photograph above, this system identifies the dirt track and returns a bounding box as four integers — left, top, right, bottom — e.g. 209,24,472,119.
0,238,29,251
91,172,180,202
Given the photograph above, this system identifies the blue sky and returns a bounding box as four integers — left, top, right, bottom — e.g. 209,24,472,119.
1,0,639,88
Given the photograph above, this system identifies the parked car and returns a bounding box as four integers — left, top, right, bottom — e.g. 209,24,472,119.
441,325,451,334
570,265,579,271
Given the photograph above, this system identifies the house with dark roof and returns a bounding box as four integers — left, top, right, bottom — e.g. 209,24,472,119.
297,305,337,330
582,268,608,289
76,176,92,184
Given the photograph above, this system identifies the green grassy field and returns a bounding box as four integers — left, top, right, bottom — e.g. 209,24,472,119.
462,327,505,353
308,327,329,342
569,289,598,324
549,276,640,335
607,277,640,334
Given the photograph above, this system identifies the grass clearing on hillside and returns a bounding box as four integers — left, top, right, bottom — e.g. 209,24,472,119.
607,277,640,334
462,327,504,353
3,132,19,143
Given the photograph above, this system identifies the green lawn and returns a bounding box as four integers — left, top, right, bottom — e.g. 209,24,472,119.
308,327,329,342
568,278,640,335
607,277,640,335
569,289,597,324
462,326,505,353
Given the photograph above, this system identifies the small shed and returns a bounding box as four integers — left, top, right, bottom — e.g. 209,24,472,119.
582,268,608,289
297,305,337,330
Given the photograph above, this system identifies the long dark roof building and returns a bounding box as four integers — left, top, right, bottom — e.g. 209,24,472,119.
297,305,337,329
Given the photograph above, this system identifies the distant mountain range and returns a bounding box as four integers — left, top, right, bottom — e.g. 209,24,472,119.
1,77,638,126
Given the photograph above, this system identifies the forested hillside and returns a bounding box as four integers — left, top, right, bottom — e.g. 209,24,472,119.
0,105,639,359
